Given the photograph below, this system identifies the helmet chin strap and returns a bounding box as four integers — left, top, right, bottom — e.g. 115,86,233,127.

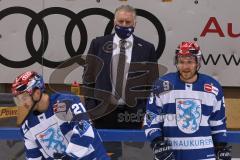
19,91,43,125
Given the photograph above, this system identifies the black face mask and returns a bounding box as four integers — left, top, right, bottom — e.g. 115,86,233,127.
114,25,134,39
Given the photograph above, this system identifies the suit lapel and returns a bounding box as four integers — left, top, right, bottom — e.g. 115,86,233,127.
100,35,114,92
131,35,143,62
100,34,114,65
101,34,114,54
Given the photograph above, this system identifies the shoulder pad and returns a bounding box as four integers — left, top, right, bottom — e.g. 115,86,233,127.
152,79,174,96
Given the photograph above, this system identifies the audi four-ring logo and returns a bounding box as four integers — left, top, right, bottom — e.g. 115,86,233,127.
0,7,166,68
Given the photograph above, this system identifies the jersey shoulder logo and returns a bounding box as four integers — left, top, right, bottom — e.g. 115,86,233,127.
204,83,219,96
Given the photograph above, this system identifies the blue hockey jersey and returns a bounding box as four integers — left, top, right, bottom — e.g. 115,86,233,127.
20,93,110,160
144,72,228,160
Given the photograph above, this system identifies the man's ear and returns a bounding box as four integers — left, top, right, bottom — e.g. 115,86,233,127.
32,89,41,101
133,20,136,28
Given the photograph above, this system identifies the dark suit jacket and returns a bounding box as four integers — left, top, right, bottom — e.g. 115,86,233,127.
83,34,159,127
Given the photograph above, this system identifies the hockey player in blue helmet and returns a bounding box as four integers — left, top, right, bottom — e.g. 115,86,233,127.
12,71,110,160
144,41,232,160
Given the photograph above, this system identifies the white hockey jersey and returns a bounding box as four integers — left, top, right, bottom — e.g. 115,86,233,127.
144,72,228,160
21,93,110,160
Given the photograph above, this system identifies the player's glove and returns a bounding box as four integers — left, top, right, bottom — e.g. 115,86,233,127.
53,153,71,160
151,137,175,160
215,143,232,160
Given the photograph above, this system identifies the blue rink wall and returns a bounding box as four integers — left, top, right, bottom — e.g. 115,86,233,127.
0,128,239,143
